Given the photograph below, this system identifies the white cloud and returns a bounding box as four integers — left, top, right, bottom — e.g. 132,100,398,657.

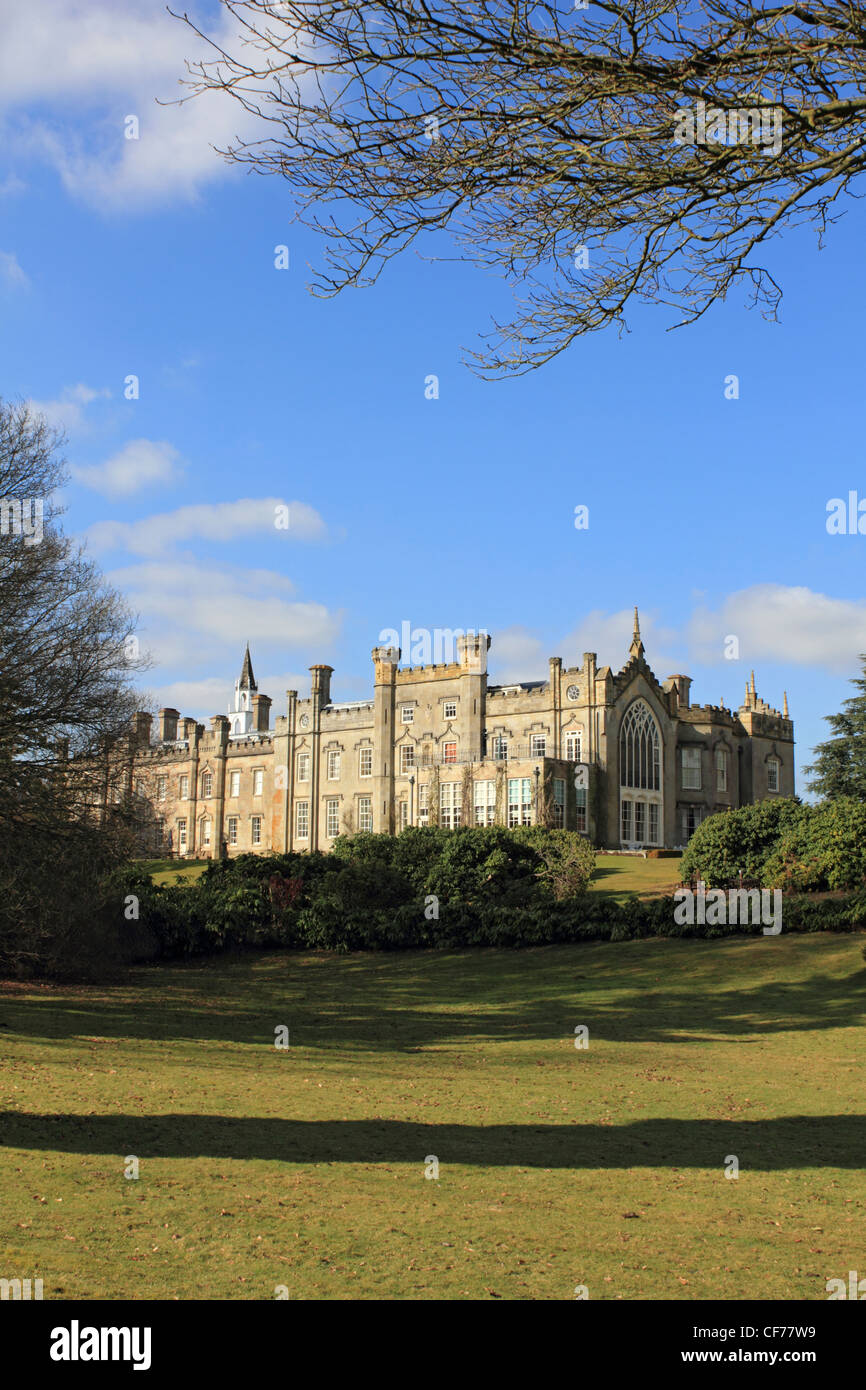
688,584,866,673
490,591,866,689
0,250,28,287
0,1,295,207
112,558,341,674
30,382,111,431
488,608,686,684
488,625,546,682
490,589,866,687
88,497,326,554
555,606,685,676
73,438,182,497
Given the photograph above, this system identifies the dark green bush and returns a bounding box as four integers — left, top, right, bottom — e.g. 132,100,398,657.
105,825,866,961
763,798,866,892
679,797,807,887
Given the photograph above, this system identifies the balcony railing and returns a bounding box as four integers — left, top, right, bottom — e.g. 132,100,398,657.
398,744,584,771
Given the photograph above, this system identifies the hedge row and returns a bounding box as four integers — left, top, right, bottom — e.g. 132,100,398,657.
104,830,866,961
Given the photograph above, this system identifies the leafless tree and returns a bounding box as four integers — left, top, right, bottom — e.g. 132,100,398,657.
0,400,151,972
175,0,866,374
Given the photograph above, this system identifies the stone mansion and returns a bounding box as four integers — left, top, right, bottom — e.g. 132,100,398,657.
127,611,795,857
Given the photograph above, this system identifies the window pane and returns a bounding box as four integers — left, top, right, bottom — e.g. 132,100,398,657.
620,701,660,790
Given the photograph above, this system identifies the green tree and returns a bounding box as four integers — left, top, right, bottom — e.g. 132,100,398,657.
805,657,866,801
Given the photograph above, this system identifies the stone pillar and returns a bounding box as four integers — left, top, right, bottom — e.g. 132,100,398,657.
371,646,399,834
210,715,230,858
549,657,562,757
187,721,201,856
309,666,334,850
274,693,297,853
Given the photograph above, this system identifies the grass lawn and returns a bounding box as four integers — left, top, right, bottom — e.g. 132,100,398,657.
1,933,863,1301
588,853,683,901
138,858,208,887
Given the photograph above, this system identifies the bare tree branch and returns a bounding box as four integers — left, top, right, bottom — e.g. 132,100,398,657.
173,0,866,374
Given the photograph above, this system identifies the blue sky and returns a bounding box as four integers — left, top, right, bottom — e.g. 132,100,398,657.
1,0,864,793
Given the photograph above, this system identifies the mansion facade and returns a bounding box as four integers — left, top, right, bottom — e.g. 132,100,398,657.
127,611,795,857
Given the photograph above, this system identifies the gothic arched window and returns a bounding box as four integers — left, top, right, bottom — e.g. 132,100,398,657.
620,700,661,791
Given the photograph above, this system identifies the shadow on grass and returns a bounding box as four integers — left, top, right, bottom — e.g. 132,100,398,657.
1,940,863,1052
1,1111,863,1169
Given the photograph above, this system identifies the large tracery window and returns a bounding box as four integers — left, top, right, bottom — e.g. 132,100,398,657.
620,700,661,791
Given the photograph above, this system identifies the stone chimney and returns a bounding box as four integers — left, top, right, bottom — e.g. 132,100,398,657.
131,712,152,746
667,675,692,709
310,664,333,707
252,693,272,732
158,708,180,742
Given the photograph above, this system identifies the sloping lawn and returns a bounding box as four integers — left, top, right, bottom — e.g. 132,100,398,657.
138,858,208,887
588,853,683,901
1,934,862,1300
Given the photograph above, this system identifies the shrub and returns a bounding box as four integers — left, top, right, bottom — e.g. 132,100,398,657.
513,826,597,899
679,797,807,887
764,798,866,892
424,825,542,905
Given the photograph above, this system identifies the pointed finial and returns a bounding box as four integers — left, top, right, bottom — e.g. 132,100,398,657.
749,669,756,694
629,605,644,659
238,643,256,691
783,691,789,718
